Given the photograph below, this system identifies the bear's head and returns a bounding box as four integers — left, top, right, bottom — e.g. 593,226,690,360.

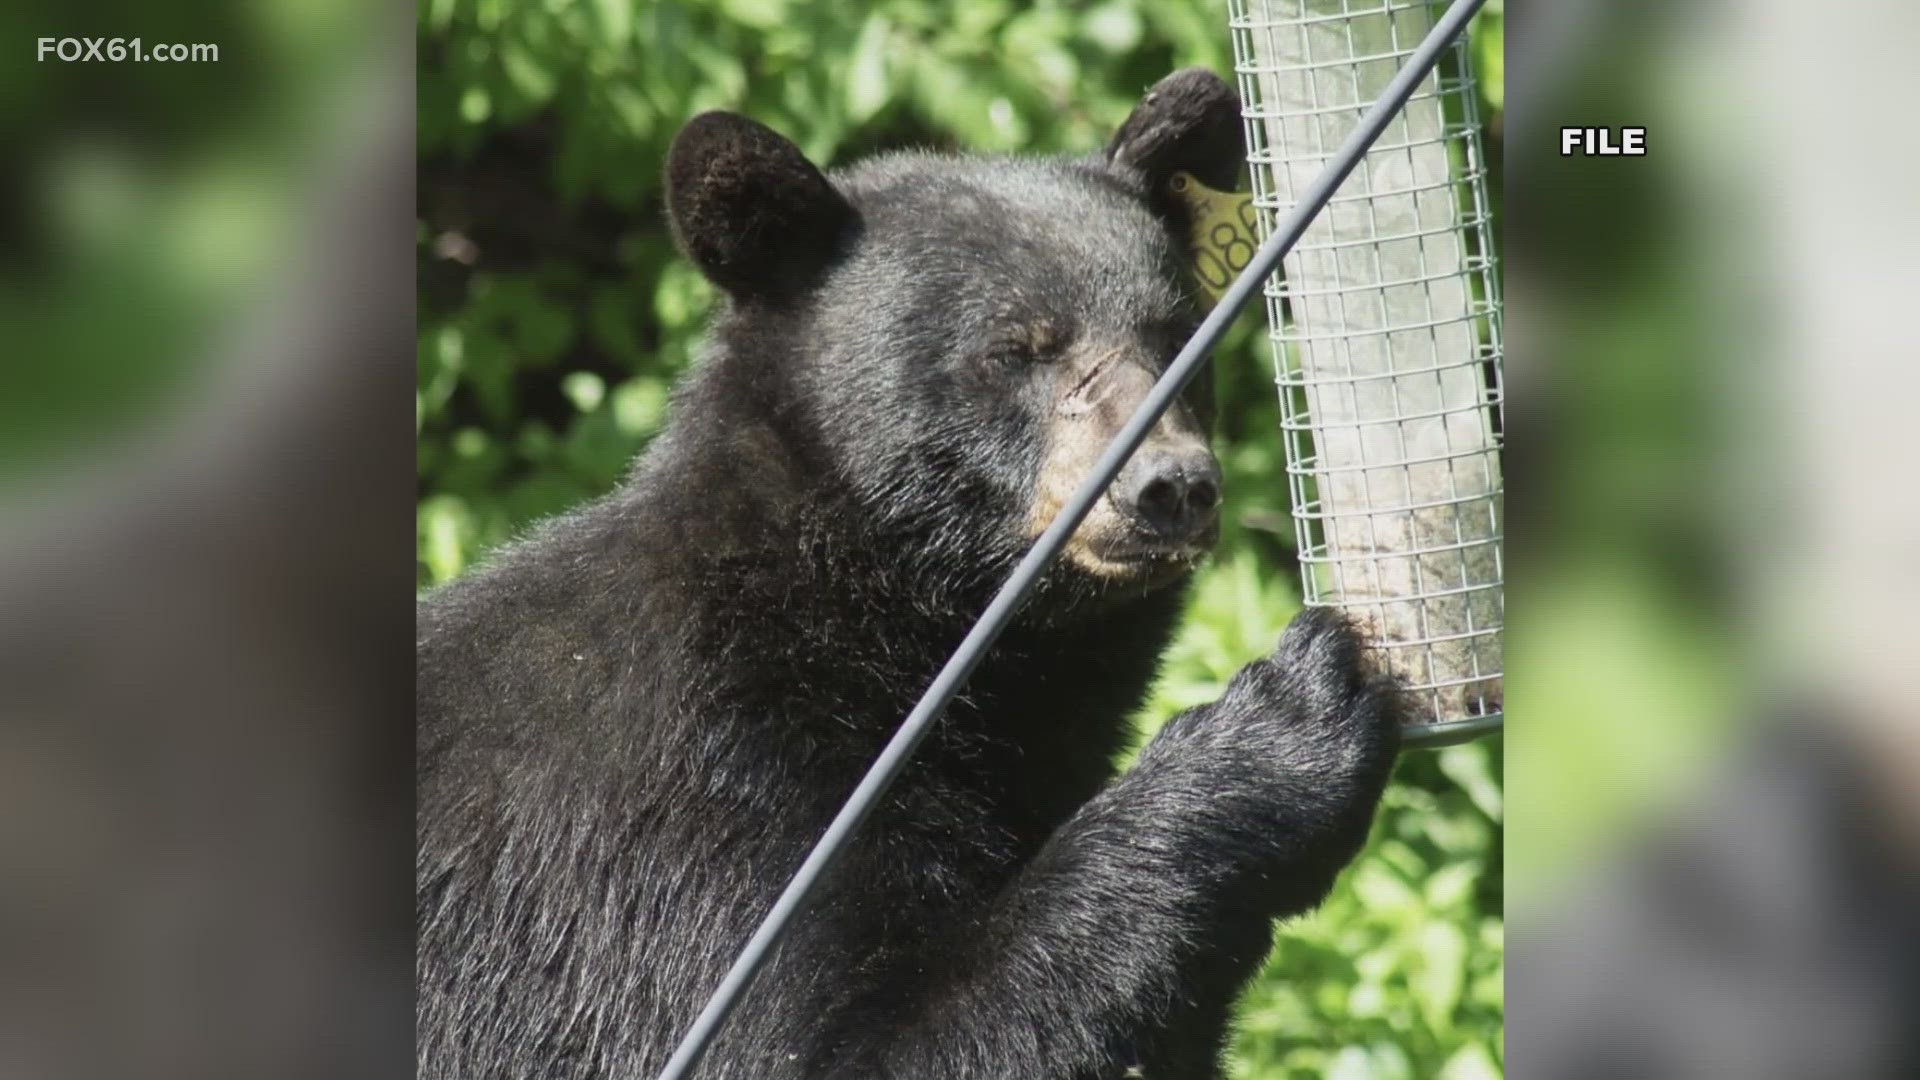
664,70,1243,597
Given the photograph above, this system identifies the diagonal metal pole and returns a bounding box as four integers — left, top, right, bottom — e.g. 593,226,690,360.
653,1,1488,1074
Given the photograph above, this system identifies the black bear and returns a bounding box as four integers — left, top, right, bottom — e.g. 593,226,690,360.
417,69,1399,1079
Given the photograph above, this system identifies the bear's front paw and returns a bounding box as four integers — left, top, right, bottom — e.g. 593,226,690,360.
1212,606,1402,782
1134,607,1401,896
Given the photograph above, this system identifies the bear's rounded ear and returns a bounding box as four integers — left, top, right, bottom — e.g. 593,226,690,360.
665,112,855,299
1105,69,1244,194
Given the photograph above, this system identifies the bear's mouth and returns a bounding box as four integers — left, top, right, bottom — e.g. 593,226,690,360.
1074,529,1215,586
1093,540,1210,565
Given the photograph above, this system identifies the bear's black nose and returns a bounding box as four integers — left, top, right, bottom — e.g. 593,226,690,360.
1116,448,1222,541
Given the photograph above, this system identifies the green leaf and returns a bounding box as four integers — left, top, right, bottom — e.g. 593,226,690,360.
424,0,457,33
418,495,476,585
1083,2,1144,54
612,377,668,437
845,15,892,122
718,0,788,31
563,371,605,413
1437,1042,1503,1080
503,42,557,106
460,85,492,124
1326,1047,1373,1080
608,84,658,139
1350,860,1418,915
1424,861,1478,911
592,0,631,46
1440,743,1503,821
1413,922,1468,1028
1364,1043,1416,1080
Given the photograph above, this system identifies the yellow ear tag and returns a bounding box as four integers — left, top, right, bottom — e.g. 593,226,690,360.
1169,171,1259,304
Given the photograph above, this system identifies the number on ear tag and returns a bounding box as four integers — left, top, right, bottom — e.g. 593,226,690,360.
1168,171,1259,304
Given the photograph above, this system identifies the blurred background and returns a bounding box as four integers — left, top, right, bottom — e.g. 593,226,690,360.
0,0,383,483
415,2,1504,1079
1,3,416,1078
1505,0,1918,1075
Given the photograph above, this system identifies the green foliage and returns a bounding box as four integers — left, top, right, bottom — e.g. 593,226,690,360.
419,2,1503,1075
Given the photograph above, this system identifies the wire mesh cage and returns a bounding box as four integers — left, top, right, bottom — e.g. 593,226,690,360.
1229,0,1503,740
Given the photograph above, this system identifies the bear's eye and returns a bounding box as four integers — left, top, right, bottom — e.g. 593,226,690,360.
988,322,1064,365
995,340,1044,365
